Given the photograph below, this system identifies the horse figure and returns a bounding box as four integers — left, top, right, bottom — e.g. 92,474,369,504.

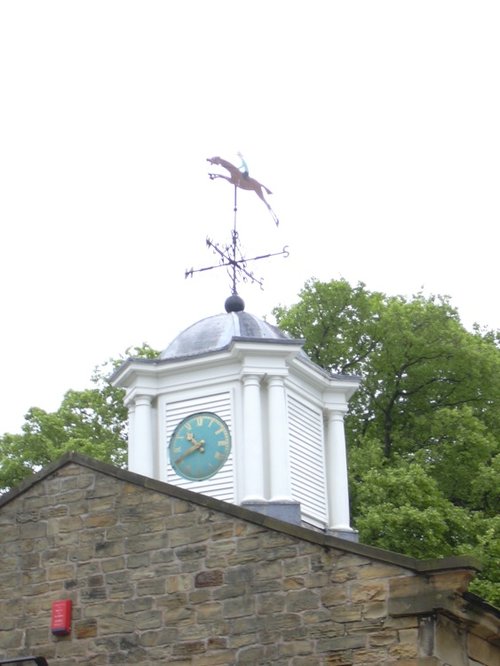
207,156,279,226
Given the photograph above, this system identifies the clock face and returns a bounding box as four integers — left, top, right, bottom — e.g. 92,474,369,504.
168,412,231,481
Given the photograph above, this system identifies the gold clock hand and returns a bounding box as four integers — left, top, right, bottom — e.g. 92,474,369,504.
174,438,205,464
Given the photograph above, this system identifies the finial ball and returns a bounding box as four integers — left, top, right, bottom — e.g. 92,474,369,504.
225,294,245,313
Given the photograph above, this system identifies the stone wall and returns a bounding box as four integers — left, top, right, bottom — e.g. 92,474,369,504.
0,454,498,665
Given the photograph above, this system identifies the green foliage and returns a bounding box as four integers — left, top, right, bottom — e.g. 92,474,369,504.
275,280,500,460
412,407,497,506
275,278,500,606
466,516,500,607
273,278,384,375
471,453,500,517
0,343,158,493
354,463,476,559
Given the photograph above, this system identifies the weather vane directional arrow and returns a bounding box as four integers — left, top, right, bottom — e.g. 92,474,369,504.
185,155,288,303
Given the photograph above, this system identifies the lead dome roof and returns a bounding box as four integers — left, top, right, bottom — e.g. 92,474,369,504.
160,311,299,361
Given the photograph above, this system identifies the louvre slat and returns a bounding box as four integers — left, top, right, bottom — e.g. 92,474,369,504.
288,395,326,523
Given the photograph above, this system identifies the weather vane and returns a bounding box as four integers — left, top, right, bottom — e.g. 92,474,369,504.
185,155,288,306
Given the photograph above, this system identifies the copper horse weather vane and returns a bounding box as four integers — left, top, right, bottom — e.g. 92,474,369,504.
207,155,279,227
185,155,287,297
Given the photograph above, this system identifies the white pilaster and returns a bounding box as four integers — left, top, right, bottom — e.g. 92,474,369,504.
325,408,352,532
132,395,155,477
268,375,293,501
241,374,265,501
127,403,136,471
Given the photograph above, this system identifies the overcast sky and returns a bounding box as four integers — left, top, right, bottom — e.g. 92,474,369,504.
1,1,499,436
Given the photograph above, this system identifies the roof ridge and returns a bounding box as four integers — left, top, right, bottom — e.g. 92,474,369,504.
0,451,481,577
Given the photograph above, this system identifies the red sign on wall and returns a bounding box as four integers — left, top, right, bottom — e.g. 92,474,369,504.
51,599,72,636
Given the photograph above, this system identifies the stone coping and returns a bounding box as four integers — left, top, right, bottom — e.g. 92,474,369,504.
1,451,481,579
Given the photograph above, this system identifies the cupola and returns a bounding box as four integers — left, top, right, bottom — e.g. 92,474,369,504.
111,304,359,539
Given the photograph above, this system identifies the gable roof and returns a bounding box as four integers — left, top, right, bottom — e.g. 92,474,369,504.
0,451,480,578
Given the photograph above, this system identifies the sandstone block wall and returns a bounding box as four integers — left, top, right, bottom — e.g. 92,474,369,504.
0,456,498,665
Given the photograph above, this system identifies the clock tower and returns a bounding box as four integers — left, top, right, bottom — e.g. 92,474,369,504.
111,294,360,539
111,155,360,539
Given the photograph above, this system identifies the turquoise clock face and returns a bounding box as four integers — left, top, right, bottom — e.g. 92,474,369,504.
169,412,231,481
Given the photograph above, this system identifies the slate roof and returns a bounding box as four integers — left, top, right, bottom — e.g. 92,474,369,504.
159,311,302,360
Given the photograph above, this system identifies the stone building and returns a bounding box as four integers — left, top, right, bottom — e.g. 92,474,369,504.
1,297,500,665
0,452,499,665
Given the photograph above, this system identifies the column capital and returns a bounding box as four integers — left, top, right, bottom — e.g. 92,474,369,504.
266,372,287,383
125,390,155,408
135,394,153,405
241,373,262,384
325,405,348,420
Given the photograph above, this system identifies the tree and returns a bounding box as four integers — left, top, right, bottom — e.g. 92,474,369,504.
412,406,497,507
465,515,500,607
274,278,500,605
471,452,500,517
275,279,500,460
354,463,476,559
0,343,157,492
273,278,384,376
